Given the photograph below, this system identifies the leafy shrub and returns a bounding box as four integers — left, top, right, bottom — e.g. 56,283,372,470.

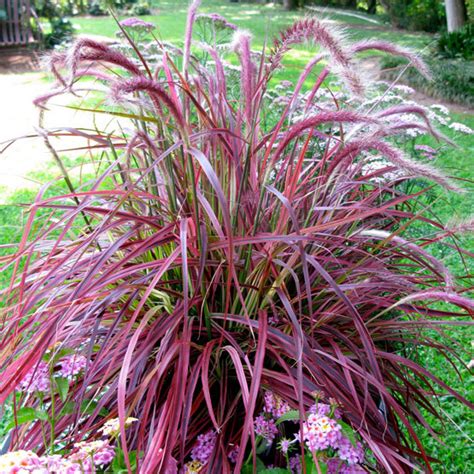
381,0,445,32
381,55,474,107
437,24,474,60
1,1,473,472
128,1,151,16
88,0,107,16
43,17,74,49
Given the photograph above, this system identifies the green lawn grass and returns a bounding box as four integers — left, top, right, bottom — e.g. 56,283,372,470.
1,1,472,471
72,0,433,85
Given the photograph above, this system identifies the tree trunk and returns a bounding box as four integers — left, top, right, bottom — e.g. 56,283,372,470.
283,0,298,10
445,0,467,32
367,0,377,14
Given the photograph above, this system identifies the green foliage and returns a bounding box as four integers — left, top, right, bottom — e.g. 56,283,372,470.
381,55,474,107
437,24,474,60
35,0,87,17
382,0,445,32
307,0,358,8
87,0,107,16
43,17,74,49
129,1,151,16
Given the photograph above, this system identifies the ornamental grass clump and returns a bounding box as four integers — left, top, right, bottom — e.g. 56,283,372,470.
0,1,473,472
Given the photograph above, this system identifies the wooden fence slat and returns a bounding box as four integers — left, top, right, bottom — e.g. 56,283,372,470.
0,0,32,46
5,0,10,44
7,0,14,44
22,0,30,43
0,0,7,47
13,0,19,44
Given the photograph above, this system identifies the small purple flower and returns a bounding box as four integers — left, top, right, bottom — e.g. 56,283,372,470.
190,430,216,465
309,402,331,417
279,80,293,88
196,13,237,31
19,361,51,393
289,454,301,474
263,391,290,419
414,144,438,160
227,444,239,464
337,437,364,465
254,414,278,442
340,465,366,474
57,354,87,379
278,437,293,454
327,458,343,474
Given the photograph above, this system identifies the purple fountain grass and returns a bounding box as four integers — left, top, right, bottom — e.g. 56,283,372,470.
183,0,202,78
351,39,432,80
270,18,364,96
231,30,254,123
0,3,473,474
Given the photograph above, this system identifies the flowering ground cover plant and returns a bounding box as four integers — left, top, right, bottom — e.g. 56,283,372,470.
0,1,473,472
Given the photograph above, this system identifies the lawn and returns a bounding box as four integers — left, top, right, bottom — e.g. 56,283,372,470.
1,0,473,471
71,0,433,85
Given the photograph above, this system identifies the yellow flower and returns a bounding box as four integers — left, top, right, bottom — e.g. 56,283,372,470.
185,460,204,473
100,416,139,436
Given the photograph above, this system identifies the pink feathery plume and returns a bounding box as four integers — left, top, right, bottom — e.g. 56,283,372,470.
231,30,254,122
336,138,463,192
291,53,325,109
42,51,68,87
376,104,434,133
270,18,363,96
445,218,474,234
398,291,474,312
357,230,454,289
111,77,185,130
183,0,202,77
34,88,68,109
385,121,448,143
272,110,376,162
351,40,432,80
199,43,227,97
67,38,143,84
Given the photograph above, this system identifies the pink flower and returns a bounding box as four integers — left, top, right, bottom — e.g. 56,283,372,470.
93,445,115,466
43,455,84,474
73,440,115,468
57,354,87,379
19,362,50,393
196,13,237,31
119,17,155,31
302,414,342,452
190,430,216,465
0,450,44,472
